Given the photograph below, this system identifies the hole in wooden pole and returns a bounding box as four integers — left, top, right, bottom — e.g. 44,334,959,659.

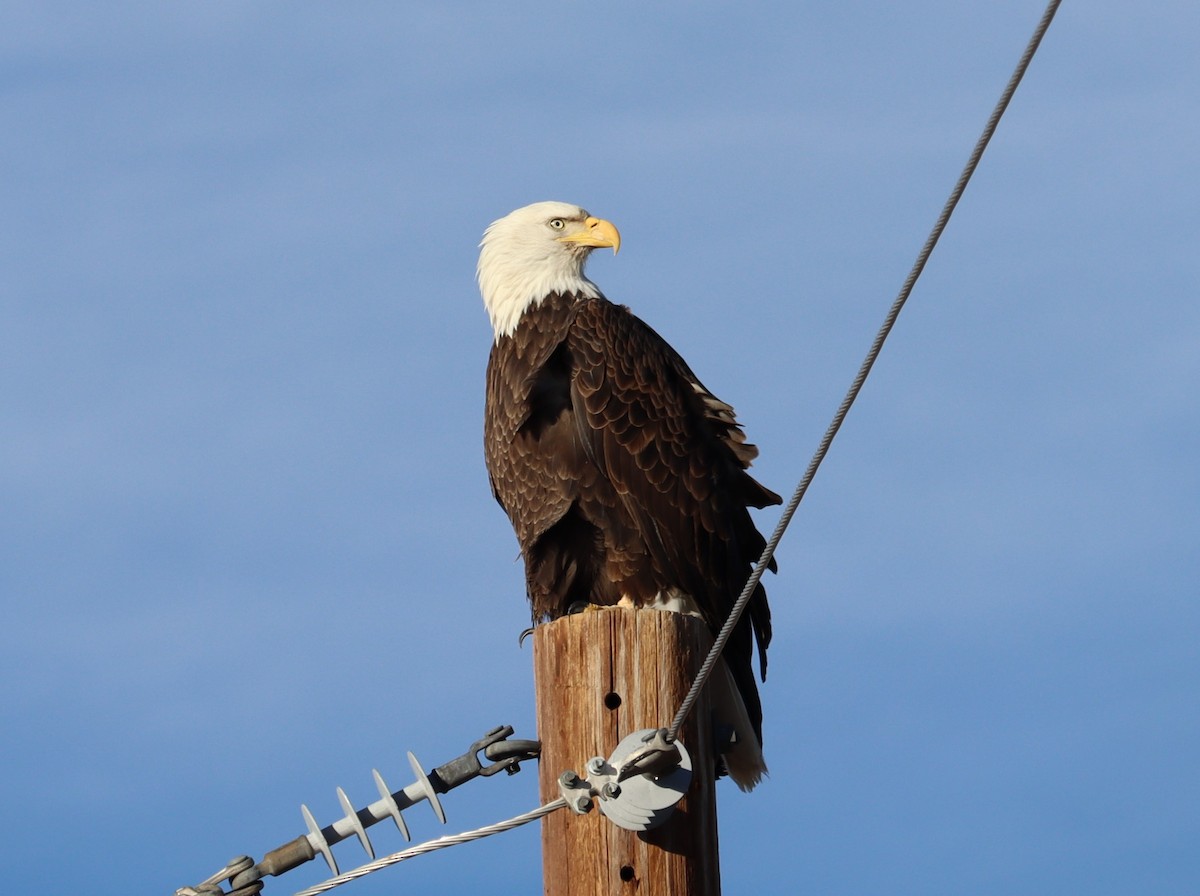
619,865,635,882
604,691,622,710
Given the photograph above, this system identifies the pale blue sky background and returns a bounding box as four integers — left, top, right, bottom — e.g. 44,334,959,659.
2,3,1196,894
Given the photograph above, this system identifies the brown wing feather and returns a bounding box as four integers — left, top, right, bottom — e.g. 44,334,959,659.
485,294,638,620
484,297,574,548
567,298,779,695
484,292,779,743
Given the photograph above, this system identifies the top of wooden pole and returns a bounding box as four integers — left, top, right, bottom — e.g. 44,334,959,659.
533,607,721,896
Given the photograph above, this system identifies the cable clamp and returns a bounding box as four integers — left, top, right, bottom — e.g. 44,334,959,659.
583,728,691,832
556,770,595,814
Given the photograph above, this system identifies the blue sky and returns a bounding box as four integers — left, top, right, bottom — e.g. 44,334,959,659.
2,2,1196,893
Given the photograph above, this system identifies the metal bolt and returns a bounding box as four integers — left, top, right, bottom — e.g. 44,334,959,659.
559,770,580,787
601,782,621,800
578,795,594,812
586,757,606,776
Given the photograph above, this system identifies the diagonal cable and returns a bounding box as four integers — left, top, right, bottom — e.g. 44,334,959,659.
667,0,1064,744
291,799,567,896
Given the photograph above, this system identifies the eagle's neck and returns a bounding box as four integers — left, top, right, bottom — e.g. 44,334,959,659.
477,244,602,340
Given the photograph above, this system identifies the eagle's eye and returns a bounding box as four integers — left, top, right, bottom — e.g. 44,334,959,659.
548,218,566,231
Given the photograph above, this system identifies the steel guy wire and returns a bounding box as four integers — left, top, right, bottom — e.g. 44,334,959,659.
666,0,1064,744
290,799,568,896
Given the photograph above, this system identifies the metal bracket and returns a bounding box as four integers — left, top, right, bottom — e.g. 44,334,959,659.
614,728,682,781
585,728,691,832
556,770,595,815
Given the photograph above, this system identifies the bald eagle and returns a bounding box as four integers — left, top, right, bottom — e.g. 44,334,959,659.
478,201,780,789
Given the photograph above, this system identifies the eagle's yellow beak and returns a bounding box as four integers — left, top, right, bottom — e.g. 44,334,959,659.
557,216,621,255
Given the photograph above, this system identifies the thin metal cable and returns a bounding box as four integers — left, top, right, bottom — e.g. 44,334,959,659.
667,0,1063,743
291,799,568,896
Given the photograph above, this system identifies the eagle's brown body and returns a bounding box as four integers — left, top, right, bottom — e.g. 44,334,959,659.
484,289,780,747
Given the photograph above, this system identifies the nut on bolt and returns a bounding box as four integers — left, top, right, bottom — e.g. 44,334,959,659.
600,782,621,800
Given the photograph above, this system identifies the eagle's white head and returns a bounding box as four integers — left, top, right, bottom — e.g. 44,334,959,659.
477,201,621,340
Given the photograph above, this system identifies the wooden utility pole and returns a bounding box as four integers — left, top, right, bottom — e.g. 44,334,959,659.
533,607,720,896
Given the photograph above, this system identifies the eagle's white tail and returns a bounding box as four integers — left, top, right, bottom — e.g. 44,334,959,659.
710,658,767,791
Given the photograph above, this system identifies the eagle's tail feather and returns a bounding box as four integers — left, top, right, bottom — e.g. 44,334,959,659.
710,658,767,792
